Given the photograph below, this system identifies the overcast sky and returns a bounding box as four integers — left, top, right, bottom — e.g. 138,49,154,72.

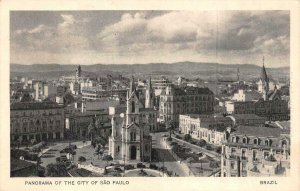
10,11,290,67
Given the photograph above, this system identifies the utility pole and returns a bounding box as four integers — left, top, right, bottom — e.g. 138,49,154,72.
162,157,165,177
123,154,126,177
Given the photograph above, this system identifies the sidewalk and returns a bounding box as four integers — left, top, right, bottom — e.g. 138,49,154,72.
161,138,194,177
78,163,105,174
171,135,220,159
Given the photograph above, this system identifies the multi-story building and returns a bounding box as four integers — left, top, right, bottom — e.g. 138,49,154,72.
68,111,111,140
56,85,67,97
233,99,289,121
152,76,173,96
160,86,214,125
221,125,290,177
44,84,57,98
81,86,127,104
108,77,155,162
10,102,65,143
33,81,45,101
70,81,81,95
179,114,233,146
231,89,261,102
227,114,266,126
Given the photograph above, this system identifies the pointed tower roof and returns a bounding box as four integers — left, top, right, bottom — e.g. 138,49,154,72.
148,76,152,89
261,56,268,81
129,76,135,93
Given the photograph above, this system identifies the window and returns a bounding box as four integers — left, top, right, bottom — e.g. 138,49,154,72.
254,138,259,145
243,137,247,144
265,139,269,146
231,136,236,143
131,101,135,113
253,150,258,161
241,149,246,158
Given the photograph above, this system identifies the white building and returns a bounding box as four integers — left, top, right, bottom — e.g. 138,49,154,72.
179,114,233,146
108,77,155,162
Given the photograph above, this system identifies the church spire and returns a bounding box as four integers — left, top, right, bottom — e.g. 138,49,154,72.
130,76,135,93
148,76,152,89
261,56,268,82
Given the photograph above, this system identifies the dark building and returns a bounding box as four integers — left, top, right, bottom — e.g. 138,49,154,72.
159,86,214,125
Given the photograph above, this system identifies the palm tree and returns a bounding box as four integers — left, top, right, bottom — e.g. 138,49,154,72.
166,120,175,139
95,145,103,159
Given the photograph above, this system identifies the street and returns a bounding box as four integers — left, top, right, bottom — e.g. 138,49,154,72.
151,132,191,176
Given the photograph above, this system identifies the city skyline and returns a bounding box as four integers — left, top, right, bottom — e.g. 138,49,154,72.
10,10,290,67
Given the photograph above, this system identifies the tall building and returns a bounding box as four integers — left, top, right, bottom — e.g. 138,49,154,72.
151,76,173,96
179,114,233,146
261,57,269,101
221,125,290,177
10,102,65,143
108,77,154,162
159,86,214,125
76,65,82,80
145,77,155,109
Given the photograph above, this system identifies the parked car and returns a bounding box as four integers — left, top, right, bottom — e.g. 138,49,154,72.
124,164,134,170
159,166,167,172
197,152,203,157
137,162,146,168
114,166,123,172
149,163,158,170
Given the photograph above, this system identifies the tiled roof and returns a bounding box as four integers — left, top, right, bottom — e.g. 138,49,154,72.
161,86,214,96
244,91,261,101
11,158,36,172
184,86,214,95
231,114,265,120
233,125,281,138
268,89,281,100
201,117,233,123
10,101,62,110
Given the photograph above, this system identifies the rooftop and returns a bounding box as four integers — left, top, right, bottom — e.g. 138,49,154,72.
230,114,266,120
11,158,36,172
11,101,62,110
232,125,281,138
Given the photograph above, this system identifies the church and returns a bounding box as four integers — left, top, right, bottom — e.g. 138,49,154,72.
108,77,157,162
257,57,282,100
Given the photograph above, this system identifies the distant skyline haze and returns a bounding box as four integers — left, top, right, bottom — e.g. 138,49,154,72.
10,10,290,67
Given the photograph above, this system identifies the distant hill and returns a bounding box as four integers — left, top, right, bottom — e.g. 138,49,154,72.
10,62,290,81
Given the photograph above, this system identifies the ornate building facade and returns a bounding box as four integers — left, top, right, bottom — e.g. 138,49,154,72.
108,77,156,162
221,125,290,177
10,102,65,143
159,86,214,125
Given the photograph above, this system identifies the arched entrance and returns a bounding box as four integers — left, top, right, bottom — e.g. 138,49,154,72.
130,146,137,160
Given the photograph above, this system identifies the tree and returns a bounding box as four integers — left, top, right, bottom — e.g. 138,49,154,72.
45,163,68,177
20,93,33,102
184,134,192,142
63,93,75,105
209,160,219,169
197,139,206,147
88,120,97,142
103,155,113,166
166,120,176,139
95,136,107,149
95,145,104,159
78,156,86,164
